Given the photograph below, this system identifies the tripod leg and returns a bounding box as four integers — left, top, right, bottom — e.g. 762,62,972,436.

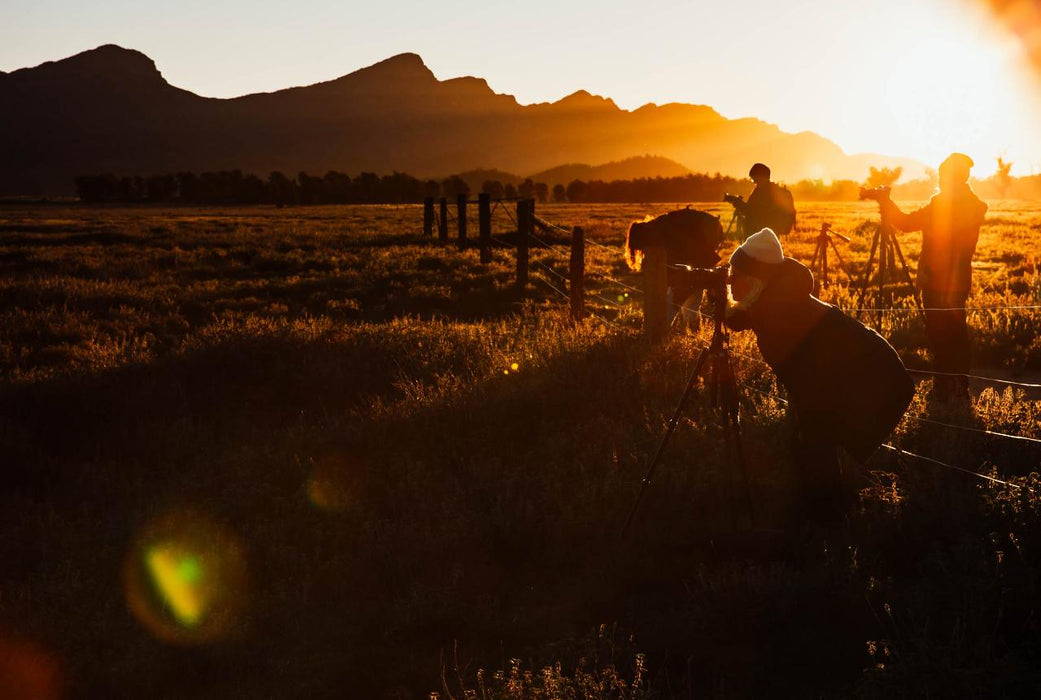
889,233,923,312
857,227,881,308
829,239,851,286
621,345,712,535
718,351,756,529
822,240,829,289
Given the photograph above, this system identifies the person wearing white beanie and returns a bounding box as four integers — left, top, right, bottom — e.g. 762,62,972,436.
724,228,914,525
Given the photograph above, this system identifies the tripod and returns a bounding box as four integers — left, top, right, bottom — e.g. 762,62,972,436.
808,222,852,294
855,206,922,319
622,282,755,535
724,209,745,241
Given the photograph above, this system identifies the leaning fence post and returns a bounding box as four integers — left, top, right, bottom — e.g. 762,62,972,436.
643,246,668,341
457,193,467,250
478,193,491,263
438,197,448,243
516,199,530,288
423,197,434,237
570,226,585,322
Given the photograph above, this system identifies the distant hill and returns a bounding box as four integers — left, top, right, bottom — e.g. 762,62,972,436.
0,45,927,195
529,156,694,188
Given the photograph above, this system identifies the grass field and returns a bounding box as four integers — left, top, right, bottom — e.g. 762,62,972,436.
2,201,1041,698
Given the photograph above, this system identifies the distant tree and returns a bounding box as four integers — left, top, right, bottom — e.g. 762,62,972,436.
441,175,469,199
354,172,380,203
323,171,353,203
534,182,549,203
423,179,441,199
565,179,587,203
518,178,535,200
74,174,118,202
481,179,505,199
298,171,324,204
552,183,567,203
504,183,518,199
996,157,1014,198
864,166,903,189
268,171,296,207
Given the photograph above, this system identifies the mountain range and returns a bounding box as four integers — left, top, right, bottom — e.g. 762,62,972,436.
0,45,926,196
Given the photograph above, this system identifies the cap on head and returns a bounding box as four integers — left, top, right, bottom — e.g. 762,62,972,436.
749,163,771,180
939,152,974,183
729,228,784,280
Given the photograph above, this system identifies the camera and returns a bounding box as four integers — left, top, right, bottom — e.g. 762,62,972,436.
859,186,891,202
674,264,730,293
723,193,744,207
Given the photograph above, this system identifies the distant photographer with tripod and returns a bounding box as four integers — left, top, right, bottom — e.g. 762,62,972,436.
725,163,797,238
875,152,988,402
726,229,914,523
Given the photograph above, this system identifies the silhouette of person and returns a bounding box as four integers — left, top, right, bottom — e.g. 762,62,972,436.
879,153,988,401
725,229,914,524
728,163,797,237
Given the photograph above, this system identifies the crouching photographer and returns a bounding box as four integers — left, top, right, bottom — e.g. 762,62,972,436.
725,229,914,524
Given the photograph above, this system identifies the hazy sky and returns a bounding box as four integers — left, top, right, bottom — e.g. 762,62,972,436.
5,0,1041,176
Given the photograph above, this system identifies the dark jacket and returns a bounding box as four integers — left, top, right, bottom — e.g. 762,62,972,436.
738,182,796,236
727,258,914,461
881,185,987,304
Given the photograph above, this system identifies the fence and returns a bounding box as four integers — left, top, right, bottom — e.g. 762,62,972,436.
422,195,586,322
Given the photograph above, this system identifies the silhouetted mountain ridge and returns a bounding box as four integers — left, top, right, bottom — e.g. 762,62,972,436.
0,45,926,195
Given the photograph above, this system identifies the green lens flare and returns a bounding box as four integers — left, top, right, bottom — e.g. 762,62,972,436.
146,546,207,627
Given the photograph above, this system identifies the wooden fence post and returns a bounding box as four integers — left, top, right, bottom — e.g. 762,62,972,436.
516,199,530,288
570,226,585,322
478,193,491,263
457,193,467,249
643,246,668,341
423,197,434,237
438,197,448,243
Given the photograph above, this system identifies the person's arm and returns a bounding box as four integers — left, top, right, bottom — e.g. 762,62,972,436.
879,198,929,232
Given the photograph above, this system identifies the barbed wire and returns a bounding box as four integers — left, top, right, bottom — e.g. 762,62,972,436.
908,415,1041,445
906,368,1041,390
880,445,1024,490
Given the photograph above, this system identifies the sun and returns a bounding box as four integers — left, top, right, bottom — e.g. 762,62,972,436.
882,30,1024,170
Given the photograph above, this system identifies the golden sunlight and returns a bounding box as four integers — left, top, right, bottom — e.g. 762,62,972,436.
883,32,1020,167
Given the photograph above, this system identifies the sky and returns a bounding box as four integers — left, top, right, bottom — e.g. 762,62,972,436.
4,0,1041,177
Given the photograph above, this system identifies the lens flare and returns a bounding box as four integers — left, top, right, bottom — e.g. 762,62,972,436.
306,453,362,512
0,636,62,700
124,510,248,645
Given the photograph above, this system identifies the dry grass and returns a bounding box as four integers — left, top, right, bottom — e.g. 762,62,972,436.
1,202,1041,698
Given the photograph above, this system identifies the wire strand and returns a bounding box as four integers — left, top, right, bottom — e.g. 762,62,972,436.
906,368,1041,390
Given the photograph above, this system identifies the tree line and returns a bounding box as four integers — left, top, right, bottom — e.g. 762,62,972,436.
74,163,1041,205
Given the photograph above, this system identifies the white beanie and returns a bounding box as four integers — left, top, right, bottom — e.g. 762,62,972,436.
729,228,784,279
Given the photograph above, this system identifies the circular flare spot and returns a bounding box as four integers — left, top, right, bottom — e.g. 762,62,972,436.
123,510,247,645
306,453,362,513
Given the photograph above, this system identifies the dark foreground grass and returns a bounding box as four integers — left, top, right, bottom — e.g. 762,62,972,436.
2,204,1041,698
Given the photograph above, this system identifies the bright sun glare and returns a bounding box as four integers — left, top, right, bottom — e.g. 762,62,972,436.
883,25,1029,169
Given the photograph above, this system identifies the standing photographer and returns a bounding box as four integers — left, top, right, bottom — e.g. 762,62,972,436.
726,163,797,237
725,229,914,523
877,153,988,401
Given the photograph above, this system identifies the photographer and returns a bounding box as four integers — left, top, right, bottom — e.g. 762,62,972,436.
725,229,914,523
726,163,797,237
875,152,988,401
